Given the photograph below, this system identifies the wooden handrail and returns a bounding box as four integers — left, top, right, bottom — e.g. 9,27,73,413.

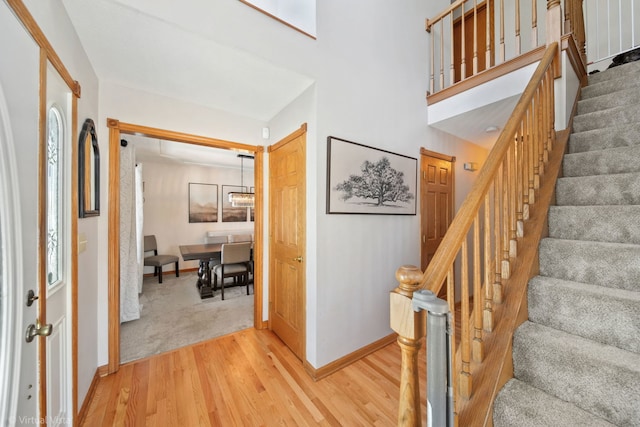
425,42,557,298
390,42,559,426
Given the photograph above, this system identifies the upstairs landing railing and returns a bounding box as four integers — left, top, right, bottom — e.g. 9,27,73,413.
390,42,560,426
426,0,585,98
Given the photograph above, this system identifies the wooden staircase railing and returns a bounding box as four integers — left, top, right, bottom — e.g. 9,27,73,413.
426,0,584,96
390,42,560,426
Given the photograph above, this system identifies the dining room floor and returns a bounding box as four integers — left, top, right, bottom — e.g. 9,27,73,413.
119,271,254,363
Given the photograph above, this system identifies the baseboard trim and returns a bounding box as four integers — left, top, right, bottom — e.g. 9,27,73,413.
143,267,199,278
77,365,108,425
304,333,397,381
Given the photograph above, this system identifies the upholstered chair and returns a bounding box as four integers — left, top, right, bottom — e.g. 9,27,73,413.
143,235,179,284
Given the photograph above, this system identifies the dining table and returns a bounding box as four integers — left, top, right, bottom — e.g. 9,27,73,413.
179,242,253,299
179,243,224,299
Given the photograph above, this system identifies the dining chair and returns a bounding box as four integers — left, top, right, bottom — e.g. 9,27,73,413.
212,242,252,300
204,234,228,269
143,235,179,284
228,233,253,243
228,234,254,282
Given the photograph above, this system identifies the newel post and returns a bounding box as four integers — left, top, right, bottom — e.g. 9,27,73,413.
390,265,425,426
547,0,563,77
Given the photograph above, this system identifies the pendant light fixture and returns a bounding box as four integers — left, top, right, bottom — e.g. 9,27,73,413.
228,154,255,207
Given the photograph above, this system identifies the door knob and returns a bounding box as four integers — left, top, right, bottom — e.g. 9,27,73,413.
25,319,53,343
293,256,303,263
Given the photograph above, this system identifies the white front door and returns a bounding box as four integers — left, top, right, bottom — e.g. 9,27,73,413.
0,71,33,427
0,4,73,425
0,2,41,424
43,62,73,427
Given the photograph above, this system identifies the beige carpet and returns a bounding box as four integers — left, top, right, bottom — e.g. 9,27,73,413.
120,271,254,364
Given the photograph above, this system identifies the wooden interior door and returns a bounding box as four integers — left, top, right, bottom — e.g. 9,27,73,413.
453,0,494,82
268,125,306,360
421,149,454,272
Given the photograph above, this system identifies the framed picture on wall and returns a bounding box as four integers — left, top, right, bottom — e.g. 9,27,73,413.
326,136,417,215
222,185,249,222
188,183,218,223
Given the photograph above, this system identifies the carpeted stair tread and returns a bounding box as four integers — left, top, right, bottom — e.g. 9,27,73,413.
512,321,640,426
495,53,640,427
569,123,640,153
581,75,640,100
528,276,640,353
548,205,640,244
493,378,616,427
539,238,640,291
588,60,640,85
555,172,640,206
563,145,640,176
577,88,640,115
573,103,640,133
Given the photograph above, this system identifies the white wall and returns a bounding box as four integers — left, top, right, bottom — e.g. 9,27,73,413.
140,159,255,271
97,1,488,369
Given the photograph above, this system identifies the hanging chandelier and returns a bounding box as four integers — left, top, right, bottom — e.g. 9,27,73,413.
228,154,255,208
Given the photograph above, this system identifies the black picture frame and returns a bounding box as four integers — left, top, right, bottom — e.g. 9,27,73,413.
222,185,248,222
326,136,417,215
78,118,100,218
188,183,218,223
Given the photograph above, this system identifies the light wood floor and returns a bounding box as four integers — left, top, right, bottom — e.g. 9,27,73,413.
81,328,427,426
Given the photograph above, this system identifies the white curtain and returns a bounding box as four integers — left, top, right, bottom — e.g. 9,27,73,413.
135,164,144,292
120,145,142,322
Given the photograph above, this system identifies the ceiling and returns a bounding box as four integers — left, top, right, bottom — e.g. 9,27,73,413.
61,0,516,151
124,134,254,169
61,0,315,122
429,95,520,149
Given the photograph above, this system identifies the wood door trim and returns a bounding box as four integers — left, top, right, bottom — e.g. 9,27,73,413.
6,0,81,97
420,148,456,163
106,119,264,374
268,123,307,153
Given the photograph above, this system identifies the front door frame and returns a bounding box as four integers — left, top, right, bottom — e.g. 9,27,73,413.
4,0,81,422
105,119,265,373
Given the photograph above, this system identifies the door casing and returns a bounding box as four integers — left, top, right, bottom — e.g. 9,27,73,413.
105,119,265,373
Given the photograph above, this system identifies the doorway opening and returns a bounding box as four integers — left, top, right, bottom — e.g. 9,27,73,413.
119,135,258,363
106,119,265,372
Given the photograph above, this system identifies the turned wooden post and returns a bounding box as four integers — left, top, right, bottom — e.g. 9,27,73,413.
547,0,562,76
390,265,425,427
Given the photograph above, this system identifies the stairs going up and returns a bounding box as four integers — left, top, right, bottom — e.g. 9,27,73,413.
493,60,640,426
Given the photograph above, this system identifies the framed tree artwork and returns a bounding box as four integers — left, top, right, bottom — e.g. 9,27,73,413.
326,136,417,215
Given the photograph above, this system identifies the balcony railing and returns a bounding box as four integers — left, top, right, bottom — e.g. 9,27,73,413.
426,0,586,98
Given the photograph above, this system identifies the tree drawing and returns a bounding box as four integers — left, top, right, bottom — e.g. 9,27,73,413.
334,157,414,206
